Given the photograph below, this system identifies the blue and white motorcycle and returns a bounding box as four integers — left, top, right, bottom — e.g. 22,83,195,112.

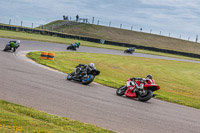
67,63,100,85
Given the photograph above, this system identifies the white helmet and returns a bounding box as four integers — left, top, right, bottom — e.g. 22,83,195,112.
17,40,20,44
89,63,95,68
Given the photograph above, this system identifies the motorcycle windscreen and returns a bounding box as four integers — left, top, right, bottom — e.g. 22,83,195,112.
144,84,160,91
89,70,100,75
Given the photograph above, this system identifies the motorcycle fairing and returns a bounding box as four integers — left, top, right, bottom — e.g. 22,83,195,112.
144,84,160,91
125,79,137,98
125,86,137,98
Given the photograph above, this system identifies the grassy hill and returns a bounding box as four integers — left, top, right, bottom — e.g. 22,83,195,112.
41,20,200,55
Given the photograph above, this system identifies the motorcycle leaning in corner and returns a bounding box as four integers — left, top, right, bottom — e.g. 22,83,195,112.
67,63,100,85
4,40,20,52
66,42,80,51
116,75,160,102
124,47,135,54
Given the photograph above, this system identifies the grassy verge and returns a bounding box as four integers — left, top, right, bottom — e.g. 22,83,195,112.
1,29,200,61
27,51,200,109
0,100,114,133
44,20,200,54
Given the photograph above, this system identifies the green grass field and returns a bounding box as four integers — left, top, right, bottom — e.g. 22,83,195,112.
27,51,200,109
1,24,200,132
0,100,114,133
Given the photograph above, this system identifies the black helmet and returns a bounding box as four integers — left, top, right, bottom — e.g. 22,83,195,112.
146,74,152,79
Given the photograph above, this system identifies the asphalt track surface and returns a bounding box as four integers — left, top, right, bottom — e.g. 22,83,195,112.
0,38,200,133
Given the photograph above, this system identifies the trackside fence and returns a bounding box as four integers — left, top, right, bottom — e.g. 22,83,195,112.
0,24,200,58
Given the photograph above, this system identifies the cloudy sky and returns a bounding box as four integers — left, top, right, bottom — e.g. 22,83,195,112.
0,0,200,41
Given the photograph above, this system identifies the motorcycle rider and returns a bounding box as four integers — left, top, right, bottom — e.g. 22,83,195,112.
88,63,96,69
145,74,155,84
11,40,20,48
72,43,76,47
75,63,96,77
125,47,135,53
67,43,77,50
74,42,80,47
6,40,20,52
130,74,155,90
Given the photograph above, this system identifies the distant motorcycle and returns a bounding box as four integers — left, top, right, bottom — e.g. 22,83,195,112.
66,44,77,51
124,47,135,54
67,63,100,85
66,42,80,51
116,77,160,102
4,40,20,52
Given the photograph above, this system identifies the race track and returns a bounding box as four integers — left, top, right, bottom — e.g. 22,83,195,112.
0,38,200,133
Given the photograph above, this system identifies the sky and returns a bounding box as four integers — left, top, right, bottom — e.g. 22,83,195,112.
0,0,200,41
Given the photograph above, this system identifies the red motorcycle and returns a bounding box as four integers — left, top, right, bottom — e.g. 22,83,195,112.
116,77,160,102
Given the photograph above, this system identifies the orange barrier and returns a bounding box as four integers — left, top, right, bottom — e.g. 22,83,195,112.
40,51,48,59
47,52,55,60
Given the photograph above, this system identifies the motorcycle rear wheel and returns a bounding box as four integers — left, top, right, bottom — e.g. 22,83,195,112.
138,90,153,102
116,85,127,96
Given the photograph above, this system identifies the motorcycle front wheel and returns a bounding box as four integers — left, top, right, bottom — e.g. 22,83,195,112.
67,72,75,80
82,74,94,85
138,90,153,102
116,85,127,96
13,47,16,52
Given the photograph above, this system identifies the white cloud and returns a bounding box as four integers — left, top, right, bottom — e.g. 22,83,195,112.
0,0,199,40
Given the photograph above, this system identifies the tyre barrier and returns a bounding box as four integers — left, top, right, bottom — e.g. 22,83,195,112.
40,51,48,59
47,52,55,60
